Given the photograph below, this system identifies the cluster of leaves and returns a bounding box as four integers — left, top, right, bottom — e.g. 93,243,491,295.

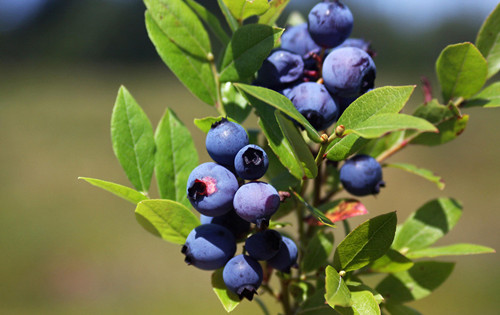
80,0,498,314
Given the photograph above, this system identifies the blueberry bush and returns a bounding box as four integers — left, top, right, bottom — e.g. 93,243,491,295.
80,0,498,314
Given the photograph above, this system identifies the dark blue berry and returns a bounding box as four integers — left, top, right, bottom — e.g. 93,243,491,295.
223,254,263,301
281,23,321,57
182,224,236,270
255,50,304,89
339,154,385,196
206,118,249,167
234,144,269,180
338,38,375,57
323,47,376,98
233,182,281,228
200,210,251,241
245,229,282,261
288,82,339,131
267,236,298,273
187,162,239,216
308,1,353,48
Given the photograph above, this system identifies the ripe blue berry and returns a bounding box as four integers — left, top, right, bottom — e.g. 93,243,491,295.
255,50,304,89
308,0,353,48
200,210,251,241
338,38,375,57
187,162,239,216
234,144,269,180
245,229,282,261
322,47,376,98
233,182,281,228
206,118,249,167
182,224,236,270
339,154,385,196
223,254,263,301
267,236,298,273
288,82,339,131
281,23,321,57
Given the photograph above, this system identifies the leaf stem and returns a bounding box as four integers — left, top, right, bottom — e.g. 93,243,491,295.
209,53,225,116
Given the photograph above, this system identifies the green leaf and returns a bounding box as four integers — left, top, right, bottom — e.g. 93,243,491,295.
333,212,397,272
221,82,252,123
155,108,199,207
406,243,495,259
376,261,455,303
325,265,352,308
465,82,500,108
276,112,318,179
326,86,415,161
476,2,500,78
293,191,335,227
217,0,239,32
135,199,200,244
145,11,217,105
111,86,156,192
144,0,211,58
212,268,241,312
411,113,469,146
223,0,270,21
346,282,384,305
392,198,462,253
384,304,422,315
264,143,301,192
194,116,239,133
78,177,148,204
259,0,291,25
302,232,334,273
235,83,322,143
185,0,230,46
336,291,381,315
252,104,304,179
436,42,487,101
409,99,469,146
220,25,283,82
345,113,437,139
359,131,405,159
384,163,445,190
369,249,414,273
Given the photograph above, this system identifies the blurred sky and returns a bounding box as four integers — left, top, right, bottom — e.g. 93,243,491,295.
0,0,498,33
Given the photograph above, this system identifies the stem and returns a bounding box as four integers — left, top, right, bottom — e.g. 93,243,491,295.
209,53,225,116
376,133,419,163
342,219,351,236
279,276,292,315
313,162,323,206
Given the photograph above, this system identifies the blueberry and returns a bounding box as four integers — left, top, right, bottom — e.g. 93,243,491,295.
288,82,339,131
223,254,263,301
308,0,353,48
182,224,236,270
245,229,282,261
234,144,269,180
267,236,298,273
337,38,375,57
339,154,385,196
206,118,249,167
233,182,280,228
322,47,376,98
281,23,321,57
255,50,304,89
187,162,239,216
200,210,251,241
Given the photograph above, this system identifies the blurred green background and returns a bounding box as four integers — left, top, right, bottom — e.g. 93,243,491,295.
0,0,499,314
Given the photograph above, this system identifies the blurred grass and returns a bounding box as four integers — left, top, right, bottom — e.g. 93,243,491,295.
0,61,498,314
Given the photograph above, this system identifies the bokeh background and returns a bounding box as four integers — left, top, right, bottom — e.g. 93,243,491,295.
1,0,499,314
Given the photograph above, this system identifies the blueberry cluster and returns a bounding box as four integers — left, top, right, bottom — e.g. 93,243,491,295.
255,0,376,131
182,118,298,301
